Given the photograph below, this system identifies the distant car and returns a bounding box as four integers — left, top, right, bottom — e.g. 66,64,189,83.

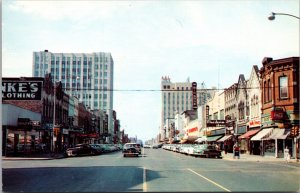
122,143,140,157
191,144,222,158
144,144,151,148
152,144,158,149
65,144,102,157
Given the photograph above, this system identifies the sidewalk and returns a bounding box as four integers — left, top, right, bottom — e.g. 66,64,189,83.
222,152,300,164
2,153,65,160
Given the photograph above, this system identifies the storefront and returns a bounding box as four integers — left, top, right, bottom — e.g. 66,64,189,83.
217,135,234,152
238,129,260,154
262,128,291,158
2,103,43,156
250,128,273,156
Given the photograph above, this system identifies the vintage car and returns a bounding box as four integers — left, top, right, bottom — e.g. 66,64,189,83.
64,144,102,157
191,144,222,158
122,143,140,157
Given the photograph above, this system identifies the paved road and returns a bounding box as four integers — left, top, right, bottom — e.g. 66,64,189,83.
2,148,300,192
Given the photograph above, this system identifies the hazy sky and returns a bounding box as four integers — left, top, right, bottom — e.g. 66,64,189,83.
2,0,299,142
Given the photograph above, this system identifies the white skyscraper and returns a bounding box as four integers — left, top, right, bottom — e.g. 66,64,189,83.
32,50,114,135
160,76,212,141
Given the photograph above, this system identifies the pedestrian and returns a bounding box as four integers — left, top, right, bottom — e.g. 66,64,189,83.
233,143,240,159
284,146,290,163
224,143,228,154
215,144,219,150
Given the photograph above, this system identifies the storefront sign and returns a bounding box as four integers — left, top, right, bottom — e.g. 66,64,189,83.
206,105,209,123
249,120,261,127
211,128,226,135
207,120,226,127
188,127,198,133
192,82,197,110
271,109,285,121
2,78,43,100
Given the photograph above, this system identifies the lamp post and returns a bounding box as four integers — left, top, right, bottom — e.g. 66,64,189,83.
52,83,56,153
52,81,59,153
268,12,300,20
268,11,299,162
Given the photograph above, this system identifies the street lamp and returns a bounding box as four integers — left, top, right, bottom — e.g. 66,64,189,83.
268,12,300,20
52,81,59,153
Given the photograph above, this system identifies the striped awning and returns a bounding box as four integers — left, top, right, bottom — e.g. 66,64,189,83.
238,129,260,139
250,128,273,141
217,135,233,142
263,128,290,140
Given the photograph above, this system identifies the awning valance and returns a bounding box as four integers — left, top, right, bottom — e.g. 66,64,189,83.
250,128,273,141
206,135,223,142
238,129,260,139
195,136,207,143
217,135,233,142
263,128,290,140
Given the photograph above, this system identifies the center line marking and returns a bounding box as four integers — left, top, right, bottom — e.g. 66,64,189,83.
143,167,147,192
187,168,231,192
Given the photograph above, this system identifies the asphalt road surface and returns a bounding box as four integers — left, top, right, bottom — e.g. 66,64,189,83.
2,148,300,192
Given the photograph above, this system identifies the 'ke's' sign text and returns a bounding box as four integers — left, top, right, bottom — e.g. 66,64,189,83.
2,78,43,100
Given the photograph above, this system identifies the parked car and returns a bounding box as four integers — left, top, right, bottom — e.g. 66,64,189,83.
152,144,158,149
191,144,222,158
122,143,140,157
64,144,102,157
144,144,151,148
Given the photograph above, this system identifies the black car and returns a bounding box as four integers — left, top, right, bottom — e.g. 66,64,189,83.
65,144,102,157
122,143,140,157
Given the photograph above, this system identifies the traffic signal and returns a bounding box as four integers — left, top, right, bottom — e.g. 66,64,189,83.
290,126,299,137
54,128,60,136
295,126,299,137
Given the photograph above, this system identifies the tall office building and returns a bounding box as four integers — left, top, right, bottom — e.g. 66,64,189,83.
160,76,212,140
32,50,114,136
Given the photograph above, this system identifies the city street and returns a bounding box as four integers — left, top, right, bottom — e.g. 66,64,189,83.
2,148,300,192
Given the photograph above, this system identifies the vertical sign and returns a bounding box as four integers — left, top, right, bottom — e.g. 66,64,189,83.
192,82,197,110
206,105,209,123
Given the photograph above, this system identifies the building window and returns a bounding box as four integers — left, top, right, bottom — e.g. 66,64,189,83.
279,76,288,99
268,79,272,102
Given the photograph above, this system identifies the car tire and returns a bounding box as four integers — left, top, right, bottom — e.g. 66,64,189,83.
123,154,126,157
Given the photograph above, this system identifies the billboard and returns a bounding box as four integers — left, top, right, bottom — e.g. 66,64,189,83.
2,78,44,100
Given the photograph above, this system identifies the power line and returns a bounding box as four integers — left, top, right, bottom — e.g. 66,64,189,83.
61,85,294,92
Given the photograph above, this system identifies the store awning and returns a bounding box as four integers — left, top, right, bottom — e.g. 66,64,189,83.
206,135,223,142
264,128,290,140
250,128,273,141
238,129,260,139
217,135,233,142
195,136,207,143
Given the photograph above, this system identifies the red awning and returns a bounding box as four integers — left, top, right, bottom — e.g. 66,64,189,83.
238,129,260,139
76,133,99,138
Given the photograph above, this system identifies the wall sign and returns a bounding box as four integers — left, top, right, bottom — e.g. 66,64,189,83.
192,82,197,110
2,78,43,100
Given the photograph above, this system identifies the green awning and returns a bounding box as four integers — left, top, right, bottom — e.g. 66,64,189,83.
206,135,223,142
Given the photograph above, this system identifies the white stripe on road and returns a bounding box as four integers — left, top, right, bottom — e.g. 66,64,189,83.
187,168,231,192
143,167,147,192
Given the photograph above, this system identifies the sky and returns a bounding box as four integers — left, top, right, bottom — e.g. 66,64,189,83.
2,0,299,143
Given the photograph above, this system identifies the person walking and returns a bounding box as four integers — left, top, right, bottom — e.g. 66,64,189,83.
284,146,290,163
233,143,240,159
224,142,228,154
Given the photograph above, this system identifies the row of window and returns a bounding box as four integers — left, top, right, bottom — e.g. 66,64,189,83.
163,85,193,90
35,55,109,63
263,76,288,103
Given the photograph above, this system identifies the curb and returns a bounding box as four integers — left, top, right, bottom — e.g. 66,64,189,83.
2,154,66,161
